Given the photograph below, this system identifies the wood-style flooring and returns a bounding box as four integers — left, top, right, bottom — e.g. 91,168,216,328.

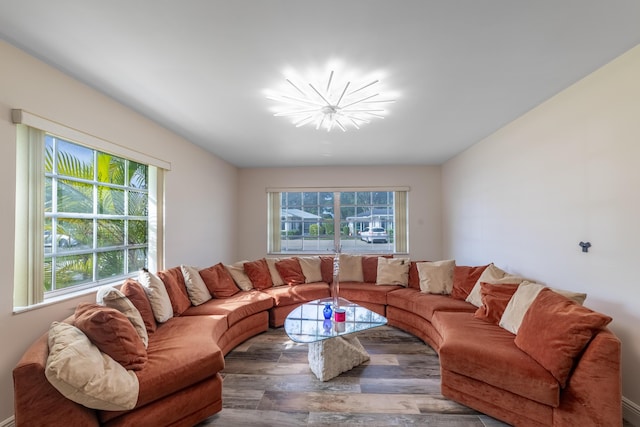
198,325,512,426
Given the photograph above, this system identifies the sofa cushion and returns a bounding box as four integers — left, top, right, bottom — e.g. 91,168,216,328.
45,322,139,411
339,282,403,305
499,281,546,334
157,266,192,316
450,264,489,301
181,265,213,306
474,282,520,324
74,303,148,371
121,279,157,333
417,260,455,294
97,285,148,348
362,255,391,283
138,269,173,323
376,257,410,287
244,258,274,290
225,260,254,291
466,264,525,307
387,288,476,322
200,263,241,298
261,283,330,307
275,258,306,286
435,311,560,407
338,254,363,282
182,290,273,327
298,256,323,283
265,257,286,286
407,261,426,290
514,288,612,388
320,256,334,283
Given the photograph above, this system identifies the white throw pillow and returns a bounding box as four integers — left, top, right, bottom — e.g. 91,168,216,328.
265,257,285,286
338,254,364,282
550,286,587,305
466,264,525,307
45,322,139,411
376,257,410,286
96,286,149,348
181,265,213,306
225,261,253,291
499,281,546,334
138,269,173,323
417,260,456,294
298,256,323,283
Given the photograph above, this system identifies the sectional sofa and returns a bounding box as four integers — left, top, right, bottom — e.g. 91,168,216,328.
13,255,621,427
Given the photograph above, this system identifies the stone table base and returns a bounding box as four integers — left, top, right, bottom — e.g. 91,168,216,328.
308,334,370,381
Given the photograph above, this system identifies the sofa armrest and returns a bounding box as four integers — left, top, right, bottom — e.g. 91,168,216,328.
553,328,622,427
13,332,100,427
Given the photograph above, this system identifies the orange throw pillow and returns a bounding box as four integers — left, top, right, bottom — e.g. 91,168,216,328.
319,256,334,283
244,258,273,290
120,279,156,333
157,267,192,316
474,282,519,324
199,263,240,298
451,264,490,300
275,258,305,286
407,261,426,290
74,303,147,370
514,288,612,387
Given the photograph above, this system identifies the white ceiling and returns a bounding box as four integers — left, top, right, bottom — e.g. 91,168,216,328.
1,1,639,168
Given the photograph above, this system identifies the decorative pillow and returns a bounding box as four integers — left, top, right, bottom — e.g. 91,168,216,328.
514,288,612,387
180,265,212,306
338,254,364,282
499,281,546,334
466,264,525,307
199,263,240,298
96,286,148,348
417,260,456,294
225,261,254,291
157,267,192,315
74,303,147,370
320,256,335,283
451,264,490,300
45,322,139,411
244,258,274,290
407,261,425,290
474,282,520,324
298,256,323,283
550,287,587,305
265,257,286,286
376,257,410,286
275,258,306,286
120,279,156,333
138,268,173,323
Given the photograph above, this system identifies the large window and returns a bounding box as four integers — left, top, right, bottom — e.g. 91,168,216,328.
13,110,168,309
268,188,408,254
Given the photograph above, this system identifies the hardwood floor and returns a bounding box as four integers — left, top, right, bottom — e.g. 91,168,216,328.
199,325,511,426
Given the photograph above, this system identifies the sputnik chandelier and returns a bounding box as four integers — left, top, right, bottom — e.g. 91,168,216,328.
266,62,396,132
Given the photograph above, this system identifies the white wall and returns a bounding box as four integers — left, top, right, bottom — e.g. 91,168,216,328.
442,44,640,415
0,40,238,421
236,165,442,261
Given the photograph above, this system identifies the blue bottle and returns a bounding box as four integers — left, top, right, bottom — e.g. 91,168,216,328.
323,303,333,319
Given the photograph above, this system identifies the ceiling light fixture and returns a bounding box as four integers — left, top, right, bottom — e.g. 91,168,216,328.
266,63,396,132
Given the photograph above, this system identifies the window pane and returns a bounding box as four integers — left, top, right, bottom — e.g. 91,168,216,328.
45,177,52,213
319,192,333,206
128,161,148,189
303,192,318,206
340,192,355,205
58,179,93,213
128,220,148,244
97,153,125,185
58,218,92,248
98,186,125,215
128,248,147,273
97,250,125,280
55,254,93,289
56,139,94,179
285,192,302,207
128,191,148,216
98,220,124,247
357,191,371,205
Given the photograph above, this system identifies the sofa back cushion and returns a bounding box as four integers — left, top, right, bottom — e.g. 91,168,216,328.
199,263,241,298
225,261,254,291
138,269,174,323
120,279,157,333
97,286,149,347
320,256,335,283
417,260,456,294
474,282,520,324
338,254,363,282
376,257,410,286
180,265,213,306
265,257,286,286
275,258,306,286
157,267,192,316
244,258,274,290
450,264,489,300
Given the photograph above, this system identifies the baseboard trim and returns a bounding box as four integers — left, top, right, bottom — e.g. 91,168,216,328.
0,416,14,427
624,397,640,426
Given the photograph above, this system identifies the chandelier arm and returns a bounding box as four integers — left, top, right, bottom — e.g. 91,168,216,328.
346,80,379,96
326,71,334,93
309,83,333,106
286,79,307,96
317,115,326,130
340,93,380,109
274,108,322,116
279,95,325,107
349,118,361,129
294,115,315,127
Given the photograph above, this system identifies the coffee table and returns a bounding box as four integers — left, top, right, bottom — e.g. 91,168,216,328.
284,297,387,381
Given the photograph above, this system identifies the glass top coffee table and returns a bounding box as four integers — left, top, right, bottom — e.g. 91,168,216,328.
284,297,387,381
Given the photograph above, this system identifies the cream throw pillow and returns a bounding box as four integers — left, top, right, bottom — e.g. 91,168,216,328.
551,286,587,305
265,258,285,286
181,265,213,306
466,264,525,307
338,254,364,282
138,269,173,323
499,281,546,334
96,286,149,348
417,260,456,294
45,322,139,411
225,261,254,291
376,257,410,286
298,256,323,283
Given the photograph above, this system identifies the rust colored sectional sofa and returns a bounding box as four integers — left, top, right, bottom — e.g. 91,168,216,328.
13,257,622,427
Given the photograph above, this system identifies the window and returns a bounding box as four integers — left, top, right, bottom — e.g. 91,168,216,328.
13,110,169,309
267,188,408,254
